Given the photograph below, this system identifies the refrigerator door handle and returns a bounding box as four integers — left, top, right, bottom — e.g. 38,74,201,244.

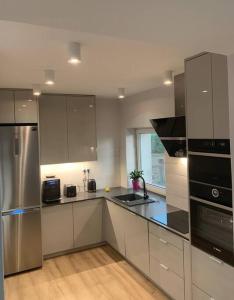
2,207,41,216
14,136,20,155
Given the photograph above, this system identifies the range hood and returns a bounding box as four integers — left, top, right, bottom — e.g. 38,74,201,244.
150,74,186,157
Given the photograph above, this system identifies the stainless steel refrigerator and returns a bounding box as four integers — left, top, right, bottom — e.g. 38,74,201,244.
0,125,42,276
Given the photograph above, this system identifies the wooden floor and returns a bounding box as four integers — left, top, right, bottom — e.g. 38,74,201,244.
4,245,169,300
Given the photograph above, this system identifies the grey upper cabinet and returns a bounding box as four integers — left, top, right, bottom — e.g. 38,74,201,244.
185,52,229,139
186,53,213,139
14,90,38,123
39,94,68,164
212,54,229,139
0,90,15,123
67,96,97,162
0,89,38,124
39,94,97,165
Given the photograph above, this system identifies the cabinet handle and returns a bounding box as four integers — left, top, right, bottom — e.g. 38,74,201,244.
159,238,168,244
160,263,169,271
209,256,223,265
129,212,136,216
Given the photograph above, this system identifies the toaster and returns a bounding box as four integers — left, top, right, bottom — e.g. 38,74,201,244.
64,185,77,198
88,179,96,193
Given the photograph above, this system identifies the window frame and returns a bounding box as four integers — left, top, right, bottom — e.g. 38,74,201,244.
136,128,166,196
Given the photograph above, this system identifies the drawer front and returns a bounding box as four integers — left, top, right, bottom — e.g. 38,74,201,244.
149,222,183,250
150,256,184,300
149,233,184,278
192,285,213,300
192,246,234,300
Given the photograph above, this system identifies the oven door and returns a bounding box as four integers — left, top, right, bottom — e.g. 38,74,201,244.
190,199,234,265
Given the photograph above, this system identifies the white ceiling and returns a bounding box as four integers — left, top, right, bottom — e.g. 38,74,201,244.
1,0,234,97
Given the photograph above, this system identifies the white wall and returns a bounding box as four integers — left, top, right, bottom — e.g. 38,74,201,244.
40,98,121,191
120,84,189,211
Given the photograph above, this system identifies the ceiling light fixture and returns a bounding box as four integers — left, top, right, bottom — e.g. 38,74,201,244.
32,84,41,96
68,42,81,65
118,88,125,99
45,69,55,85
163,70,173,86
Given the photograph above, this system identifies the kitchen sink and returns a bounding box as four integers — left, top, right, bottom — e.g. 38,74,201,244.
114,193,155,206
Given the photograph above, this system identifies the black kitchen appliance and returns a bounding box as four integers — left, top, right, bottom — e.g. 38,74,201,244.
88,179,96,193
189,139,233,265
150,74,187,157
64,184,77,198
42,178,61,203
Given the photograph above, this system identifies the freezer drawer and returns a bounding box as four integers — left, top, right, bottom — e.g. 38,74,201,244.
2,207,42,275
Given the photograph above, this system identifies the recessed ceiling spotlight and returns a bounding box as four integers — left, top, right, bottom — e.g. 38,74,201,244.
44,69,55,85
32,84,41,96
163,70,173,86
118,88,125,99
68,42,81,65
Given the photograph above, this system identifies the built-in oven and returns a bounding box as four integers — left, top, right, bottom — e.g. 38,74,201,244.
188,139,233,265
190,199,233,265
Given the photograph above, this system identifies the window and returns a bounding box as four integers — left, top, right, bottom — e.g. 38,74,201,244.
137,129,166,193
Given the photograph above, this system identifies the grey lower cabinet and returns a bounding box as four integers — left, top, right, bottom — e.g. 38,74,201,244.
192,285,213,300
103,200,127,256
185,52,229,139
42,204,74,255
0,89,38,124
39,94,68,164
39,94,97,164
125,211,149,276
42,199,104,256
67,96,97,162
73,199,103,248
191,246,234,300
149,222,186,300
42,199,193,299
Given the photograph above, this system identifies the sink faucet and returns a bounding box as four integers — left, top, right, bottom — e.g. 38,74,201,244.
139,176,149,199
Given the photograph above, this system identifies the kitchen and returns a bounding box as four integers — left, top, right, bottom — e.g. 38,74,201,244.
1,2,234,300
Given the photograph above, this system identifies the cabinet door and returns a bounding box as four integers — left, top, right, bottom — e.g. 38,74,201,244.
125,212,149,276
192,285,212,300
103,201,127,256
212,54,229,139
186,53,213,139
67,96,97,162
42,205,74,255
73,199,103,248
14,90,38,123
39,94,68,164
184,240,192,300
192,246,234,300
0,90,15,123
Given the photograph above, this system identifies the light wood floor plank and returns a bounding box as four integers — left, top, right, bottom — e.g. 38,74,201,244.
4,245,169,300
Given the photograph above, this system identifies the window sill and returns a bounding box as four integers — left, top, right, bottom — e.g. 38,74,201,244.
146,184,166,197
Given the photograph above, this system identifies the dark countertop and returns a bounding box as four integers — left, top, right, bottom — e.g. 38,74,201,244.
42,187,189,240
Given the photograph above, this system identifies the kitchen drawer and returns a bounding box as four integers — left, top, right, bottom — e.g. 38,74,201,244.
149,233,184,278
192,285,214,300
150,256,185,300
192,246,234,300
149,222,183,250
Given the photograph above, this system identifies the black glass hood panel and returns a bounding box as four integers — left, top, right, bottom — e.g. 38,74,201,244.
150,116,186,157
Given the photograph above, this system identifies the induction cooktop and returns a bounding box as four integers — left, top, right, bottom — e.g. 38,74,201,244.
151,210,189,234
